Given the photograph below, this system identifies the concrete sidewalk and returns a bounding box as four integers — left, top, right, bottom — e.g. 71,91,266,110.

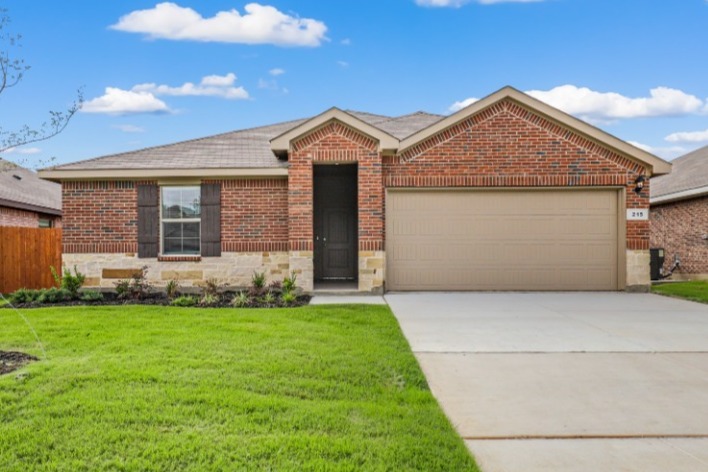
386,293,708,472
309,295,387,305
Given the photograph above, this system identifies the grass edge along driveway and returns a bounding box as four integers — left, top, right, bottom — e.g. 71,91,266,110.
652,280,708,304
0,304,478,471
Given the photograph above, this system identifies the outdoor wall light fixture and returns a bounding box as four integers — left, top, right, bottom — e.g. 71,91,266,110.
634,175,645,195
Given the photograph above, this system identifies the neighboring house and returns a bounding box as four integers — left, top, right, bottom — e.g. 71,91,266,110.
650,145,708,279
0,159,62,228
39,87,670,292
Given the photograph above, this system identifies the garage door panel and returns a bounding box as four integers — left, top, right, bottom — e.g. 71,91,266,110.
386,189,619,291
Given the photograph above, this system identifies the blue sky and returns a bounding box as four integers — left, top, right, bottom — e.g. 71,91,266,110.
1,0,707,167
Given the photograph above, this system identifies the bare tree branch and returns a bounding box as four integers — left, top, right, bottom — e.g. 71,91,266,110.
0,8,82,169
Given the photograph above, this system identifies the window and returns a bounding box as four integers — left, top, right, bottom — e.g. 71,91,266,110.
38,218,53,228
161,186,201,255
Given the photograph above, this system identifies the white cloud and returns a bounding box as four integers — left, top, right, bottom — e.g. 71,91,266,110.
4,147,42,155
112,124,145,133
416,0,543,6
449,97,479,112
525,85,704,120
337,61,349,68
83,74,249,115
449,85,706,120
82,87,171,115
269,68,285,76
665,128,708,143
341,38,351,45
132,73,249,100
628,141,687,160
111,2,327,47
200,73,237,87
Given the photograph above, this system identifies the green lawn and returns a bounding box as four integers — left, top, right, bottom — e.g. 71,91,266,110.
0,305,478,471
652,281,708,304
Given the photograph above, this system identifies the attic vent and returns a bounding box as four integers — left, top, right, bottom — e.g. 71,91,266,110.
12,174,21,180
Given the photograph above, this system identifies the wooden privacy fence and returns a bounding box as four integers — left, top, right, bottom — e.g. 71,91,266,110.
0,227,62,293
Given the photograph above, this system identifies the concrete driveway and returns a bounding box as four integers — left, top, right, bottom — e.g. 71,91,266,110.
385,292,708,472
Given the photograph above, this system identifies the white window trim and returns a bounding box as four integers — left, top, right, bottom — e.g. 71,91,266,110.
160,185,202,256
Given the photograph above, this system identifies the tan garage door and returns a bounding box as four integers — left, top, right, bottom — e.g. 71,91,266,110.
386,189,620,291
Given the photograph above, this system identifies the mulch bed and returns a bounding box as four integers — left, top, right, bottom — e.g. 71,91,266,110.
3,292,311,309
0,351,38,375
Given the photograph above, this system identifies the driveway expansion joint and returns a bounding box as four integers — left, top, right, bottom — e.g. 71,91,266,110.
464,434,708,441
414,350,708,354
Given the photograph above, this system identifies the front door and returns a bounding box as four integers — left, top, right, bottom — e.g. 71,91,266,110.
314,165,357,281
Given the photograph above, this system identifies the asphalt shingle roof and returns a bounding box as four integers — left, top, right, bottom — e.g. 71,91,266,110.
49,110,444,171
0,159,62,212
652,145,708,199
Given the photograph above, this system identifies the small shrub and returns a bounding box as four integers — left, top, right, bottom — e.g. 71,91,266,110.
280,290,297,306
231,291,251,308
114,280,130,298
38,287,73,304
199,293,220,307
115,266,153,300
283,272,298,293
268,280,282,292
8,288,43,304
261,290,276,306
165,279,180,300
171,295,197,307
50,266,61,287
51,265,86,299
251,271,266,290
80,290,104,302
202,278,224,297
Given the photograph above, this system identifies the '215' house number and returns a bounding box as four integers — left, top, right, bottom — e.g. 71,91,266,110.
627,209,649,221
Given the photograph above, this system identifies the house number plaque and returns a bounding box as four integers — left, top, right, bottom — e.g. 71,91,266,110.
626,209,649,221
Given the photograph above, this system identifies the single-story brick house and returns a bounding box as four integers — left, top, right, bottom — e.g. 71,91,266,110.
0,159,62,228
650,144,708,279
39,87,670,292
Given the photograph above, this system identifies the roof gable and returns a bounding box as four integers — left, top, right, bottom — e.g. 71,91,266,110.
399,86,671,176
270,108,399,155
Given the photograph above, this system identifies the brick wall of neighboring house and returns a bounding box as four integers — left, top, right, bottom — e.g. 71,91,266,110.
650,196,708,276
0,206,39,227
0,206,61,228
384,99,651,251
62,181,140,253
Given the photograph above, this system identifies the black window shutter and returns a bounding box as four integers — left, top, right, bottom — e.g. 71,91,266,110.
137,184,160,258
201,183,221,257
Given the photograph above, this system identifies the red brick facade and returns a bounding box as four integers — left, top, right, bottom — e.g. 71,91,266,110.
63,179,290,254
289,121,384,252
385,99,649,250
650,196,708,275
62,181,140,253
218,178,288,252
0,206,61,228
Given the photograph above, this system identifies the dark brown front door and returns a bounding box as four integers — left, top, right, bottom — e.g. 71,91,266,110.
314,165,357,280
